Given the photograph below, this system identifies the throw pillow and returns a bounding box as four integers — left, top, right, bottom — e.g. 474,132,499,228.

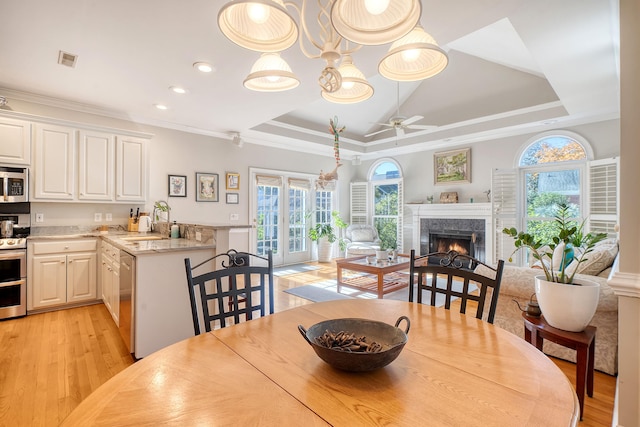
351,229,374,242
551,242,566,270
565,241,619,276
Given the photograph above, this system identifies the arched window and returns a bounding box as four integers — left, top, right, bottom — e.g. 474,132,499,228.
368,159,403,251
517,132,591,245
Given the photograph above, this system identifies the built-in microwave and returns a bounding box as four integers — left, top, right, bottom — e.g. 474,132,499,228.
0,166,28,203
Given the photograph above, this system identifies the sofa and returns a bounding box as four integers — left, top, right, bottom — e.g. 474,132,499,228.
492,238,619,375
343,225,381,258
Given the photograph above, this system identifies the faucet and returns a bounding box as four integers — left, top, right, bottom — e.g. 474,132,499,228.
152,200,171,230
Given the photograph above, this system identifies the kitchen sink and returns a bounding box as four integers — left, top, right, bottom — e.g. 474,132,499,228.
120,235,167,242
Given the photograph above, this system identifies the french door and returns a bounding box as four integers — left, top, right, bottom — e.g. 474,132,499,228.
251,169,315,266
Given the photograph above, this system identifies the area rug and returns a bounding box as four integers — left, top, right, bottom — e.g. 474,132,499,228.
284,279,477,306
273,263,321,276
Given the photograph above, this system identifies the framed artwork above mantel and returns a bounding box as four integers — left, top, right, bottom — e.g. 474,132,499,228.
434,148,471,185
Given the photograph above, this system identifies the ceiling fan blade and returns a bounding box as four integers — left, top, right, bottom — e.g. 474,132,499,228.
406,124,438,130
402,115,423,126
365,128,394,138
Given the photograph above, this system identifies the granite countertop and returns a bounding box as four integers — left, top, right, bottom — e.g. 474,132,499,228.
28,231,216,256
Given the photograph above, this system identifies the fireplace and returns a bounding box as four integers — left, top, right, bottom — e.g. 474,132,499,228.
429,230,476,257
420,218,486,262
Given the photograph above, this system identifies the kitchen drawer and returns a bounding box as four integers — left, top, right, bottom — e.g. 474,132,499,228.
31,239,97,255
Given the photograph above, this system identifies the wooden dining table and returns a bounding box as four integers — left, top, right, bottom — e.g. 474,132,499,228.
61,299,579,426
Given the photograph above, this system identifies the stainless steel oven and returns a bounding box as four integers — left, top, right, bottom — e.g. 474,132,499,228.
0,249,26,319
0,166,28,203
0,202,29,320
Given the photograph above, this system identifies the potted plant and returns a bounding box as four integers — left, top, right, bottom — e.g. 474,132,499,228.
502,202,607,331
308,211,348,262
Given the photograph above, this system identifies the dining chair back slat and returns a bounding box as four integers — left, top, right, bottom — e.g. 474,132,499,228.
185,249,274,334
409,249,504,323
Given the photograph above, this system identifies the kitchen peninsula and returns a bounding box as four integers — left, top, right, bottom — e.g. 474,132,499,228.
29,223,252,359
104,223,252,358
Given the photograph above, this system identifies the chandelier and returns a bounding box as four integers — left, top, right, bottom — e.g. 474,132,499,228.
217,0,448,104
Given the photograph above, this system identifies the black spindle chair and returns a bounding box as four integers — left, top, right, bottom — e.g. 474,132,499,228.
409,249,504,324
184,249,274,334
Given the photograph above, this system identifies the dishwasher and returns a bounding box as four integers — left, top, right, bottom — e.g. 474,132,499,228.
119,251,135,354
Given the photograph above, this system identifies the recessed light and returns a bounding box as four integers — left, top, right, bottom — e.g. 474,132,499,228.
169,86,187,94
154,104,169,110
193,62,215,73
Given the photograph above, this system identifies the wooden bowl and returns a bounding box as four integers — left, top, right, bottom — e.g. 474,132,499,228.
298,316,410,372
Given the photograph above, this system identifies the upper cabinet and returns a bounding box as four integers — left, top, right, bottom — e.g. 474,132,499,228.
33,123,76,200
78,130,114,201
115,136,147,202
0,117,31,165
32,122,149,203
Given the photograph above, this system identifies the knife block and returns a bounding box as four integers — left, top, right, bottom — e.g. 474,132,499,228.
127,218,138,232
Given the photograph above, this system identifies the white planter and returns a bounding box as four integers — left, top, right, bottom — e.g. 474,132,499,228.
317,238,333,263
534,275,600,332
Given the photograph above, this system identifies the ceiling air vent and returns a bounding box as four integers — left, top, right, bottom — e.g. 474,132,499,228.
58,51,78,68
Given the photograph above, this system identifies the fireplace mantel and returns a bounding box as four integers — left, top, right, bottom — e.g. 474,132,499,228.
405,203,494,264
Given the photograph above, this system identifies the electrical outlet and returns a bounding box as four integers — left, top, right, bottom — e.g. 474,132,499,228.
105,213,113,221
36,213,44,223
230,213,239,221
94,213,102,222
195,231,202,242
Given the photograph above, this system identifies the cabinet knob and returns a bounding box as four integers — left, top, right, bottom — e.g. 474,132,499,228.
64,246,69,249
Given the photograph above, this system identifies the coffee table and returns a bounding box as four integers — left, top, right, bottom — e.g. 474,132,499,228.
336,255,411,299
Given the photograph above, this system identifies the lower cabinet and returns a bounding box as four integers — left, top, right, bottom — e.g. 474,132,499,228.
101,241,120,325
29,238,98,310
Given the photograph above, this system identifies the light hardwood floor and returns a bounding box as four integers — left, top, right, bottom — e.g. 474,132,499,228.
0,261,615,426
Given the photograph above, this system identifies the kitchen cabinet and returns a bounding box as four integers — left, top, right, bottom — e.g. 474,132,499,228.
0,117,31,165
116,136,147,202
78,130,114,201
32,123,148,202
28,238,98,310
33,123,76,200
100,241,120,325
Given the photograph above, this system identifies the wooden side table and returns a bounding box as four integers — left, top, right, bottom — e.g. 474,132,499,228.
522,313,596,420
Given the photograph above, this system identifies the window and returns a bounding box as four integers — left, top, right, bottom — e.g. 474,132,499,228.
368,159,403,251
519,133,588,244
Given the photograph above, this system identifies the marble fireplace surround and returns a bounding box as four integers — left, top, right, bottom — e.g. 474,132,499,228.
406,203,493,265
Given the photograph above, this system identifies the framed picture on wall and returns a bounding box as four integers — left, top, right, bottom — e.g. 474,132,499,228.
196,172,219,202
168,174,187,197
434,148,471,185
226,193,239,204
226,172,240,190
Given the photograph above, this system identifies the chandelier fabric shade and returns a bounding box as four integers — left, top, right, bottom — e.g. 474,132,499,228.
321,55,374,103
243,53,300,91
378,25,449,81
218,0,298,52
330,0,422,45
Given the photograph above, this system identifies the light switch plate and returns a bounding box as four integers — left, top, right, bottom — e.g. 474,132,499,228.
105,213,113,221
230,213,239,221
94,213,102,222
195,231,202,241
36,213,44,223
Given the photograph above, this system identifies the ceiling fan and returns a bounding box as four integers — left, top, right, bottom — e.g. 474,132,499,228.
364,83,437,138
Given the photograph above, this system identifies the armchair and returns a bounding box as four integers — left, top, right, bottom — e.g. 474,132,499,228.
344,224,381,258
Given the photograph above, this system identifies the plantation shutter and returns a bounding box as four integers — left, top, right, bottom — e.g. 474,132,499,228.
588,157,619,236
350,182,368,225
492,168,519,265
396,179,404,252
